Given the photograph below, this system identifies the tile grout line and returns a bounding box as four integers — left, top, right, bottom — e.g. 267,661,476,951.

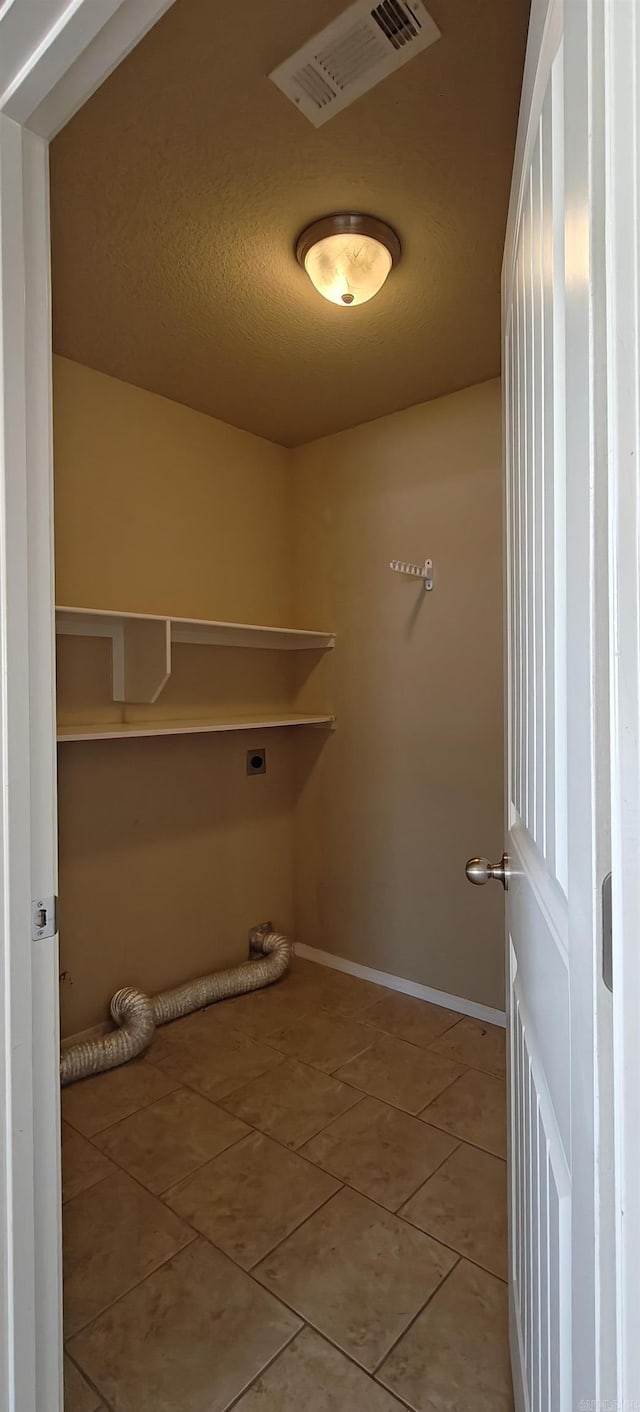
397,1192,509,1285
388,1138,464,1212
257,1090,369,1153
68,1156,347,1304
423,1041,506,1081
222,1325,304,1412
65,1345,115,1412
235,1233,507,1407
239,1144,509,1291
64,1229,206,1356
371,1254,463,1381
61,1069,183,1139
67,1208,338,1391
420,1127,507,1160
165,1059,287,1110
154,1116,253,1196
323,1060,473,1115
64,1150,203,1342
244,1178,346,1274
222,1322,420,1412
417,1104,507,1162
151,1132,347,1270
215,1066,371,1150
65,1222,200,1344
89,1111,254,1201
239,1177,473,1299
396,1138,508,1206
78,1057,370,1180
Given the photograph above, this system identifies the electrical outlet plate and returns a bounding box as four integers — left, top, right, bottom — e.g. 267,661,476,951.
247,748,266,775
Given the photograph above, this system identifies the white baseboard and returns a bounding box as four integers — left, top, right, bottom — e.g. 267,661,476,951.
295,942,506,1029
61,947,506,1049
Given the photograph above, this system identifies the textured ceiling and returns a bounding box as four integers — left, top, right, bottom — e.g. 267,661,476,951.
50,0,529,447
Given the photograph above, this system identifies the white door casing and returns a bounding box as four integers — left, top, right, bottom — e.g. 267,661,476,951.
0,5,177,1408
503,1,613,1408
604,2,640,1404
0,108,62,1412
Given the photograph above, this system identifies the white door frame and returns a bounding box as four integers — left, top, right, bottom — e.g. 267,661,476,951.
604,2,640,1403
1,0,639,1407
0,5,175,1407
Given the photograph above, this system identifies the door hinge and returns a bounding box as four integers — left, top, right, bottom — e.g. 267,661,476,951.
32,895,57,941
602,871,612,992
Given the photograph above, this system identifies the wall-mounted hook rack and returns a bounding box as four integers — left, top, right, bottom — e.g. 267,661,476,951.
389,558,434,592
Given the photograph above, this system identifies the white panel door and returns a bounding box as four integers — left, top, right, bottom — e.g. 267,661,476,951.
505,27,571,1403
501,1,612,1408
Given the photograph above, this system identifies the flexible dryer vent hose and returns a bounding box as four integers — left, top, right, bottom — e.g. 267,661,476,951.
60,926,292,1087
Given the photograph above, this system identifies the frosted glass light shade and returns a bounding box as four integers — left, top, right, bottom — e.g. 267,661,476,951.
296,214,400,308
304,232,392,307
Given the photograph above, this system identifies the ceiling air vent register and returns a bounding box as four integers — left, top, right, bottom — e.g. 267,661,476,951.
269,0,441,128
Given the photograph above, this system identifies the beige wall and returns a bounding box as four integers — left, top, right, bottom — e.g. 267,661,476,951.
54,357,294,1036
54,359,504,1033
291,380,505,1011
58,729,294,1037
54,356,292,624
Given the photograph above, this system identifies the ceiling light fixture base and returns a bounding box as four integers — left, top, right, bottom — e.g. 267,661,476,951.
295,213,401,267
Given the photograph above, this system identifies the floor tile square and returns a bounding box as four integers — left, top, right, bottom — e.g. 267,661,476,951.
309,966,388,1021
254,1186,457,1371
378,1258,513,1411
206,979,319,1041
221,1059,362,1149
62,1122,117,1204
364,992,462,1049
146,1009,211,1064
64,1355,104,1412
301,1097,458,1210
234,1326,407,1411
152,1014,284,1099
165,1130,340,1269
68,1237,301,1412
429,1016,506,1078
267,1010,375,1073
61,1060,180,1137
400,1142,508,1279
63,1169,194,1336
421,1068,507,1158
334,1034,464,1114
93,1087,250,1192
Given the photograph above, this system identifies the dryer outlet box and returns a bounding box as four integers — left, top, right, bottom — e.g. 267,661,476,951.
247,748,267,775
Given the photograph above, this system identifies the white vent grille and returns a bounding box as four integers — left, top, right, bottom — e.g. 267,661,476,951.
269,0,440,128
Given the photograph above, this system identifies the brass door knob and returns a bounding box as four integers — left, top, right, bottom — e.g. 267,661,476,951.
465,854,510,890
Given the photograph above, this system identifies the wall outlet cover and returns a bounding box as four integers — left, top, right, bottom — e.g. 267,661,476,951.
247,748,266,775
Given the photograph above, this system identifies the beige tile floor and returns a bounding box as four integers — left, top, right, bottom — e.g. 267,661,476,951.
62,957,513,1412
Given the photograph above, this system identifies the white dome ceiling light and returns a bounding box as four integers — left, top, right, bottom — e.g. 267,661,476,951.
296,213,401,308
